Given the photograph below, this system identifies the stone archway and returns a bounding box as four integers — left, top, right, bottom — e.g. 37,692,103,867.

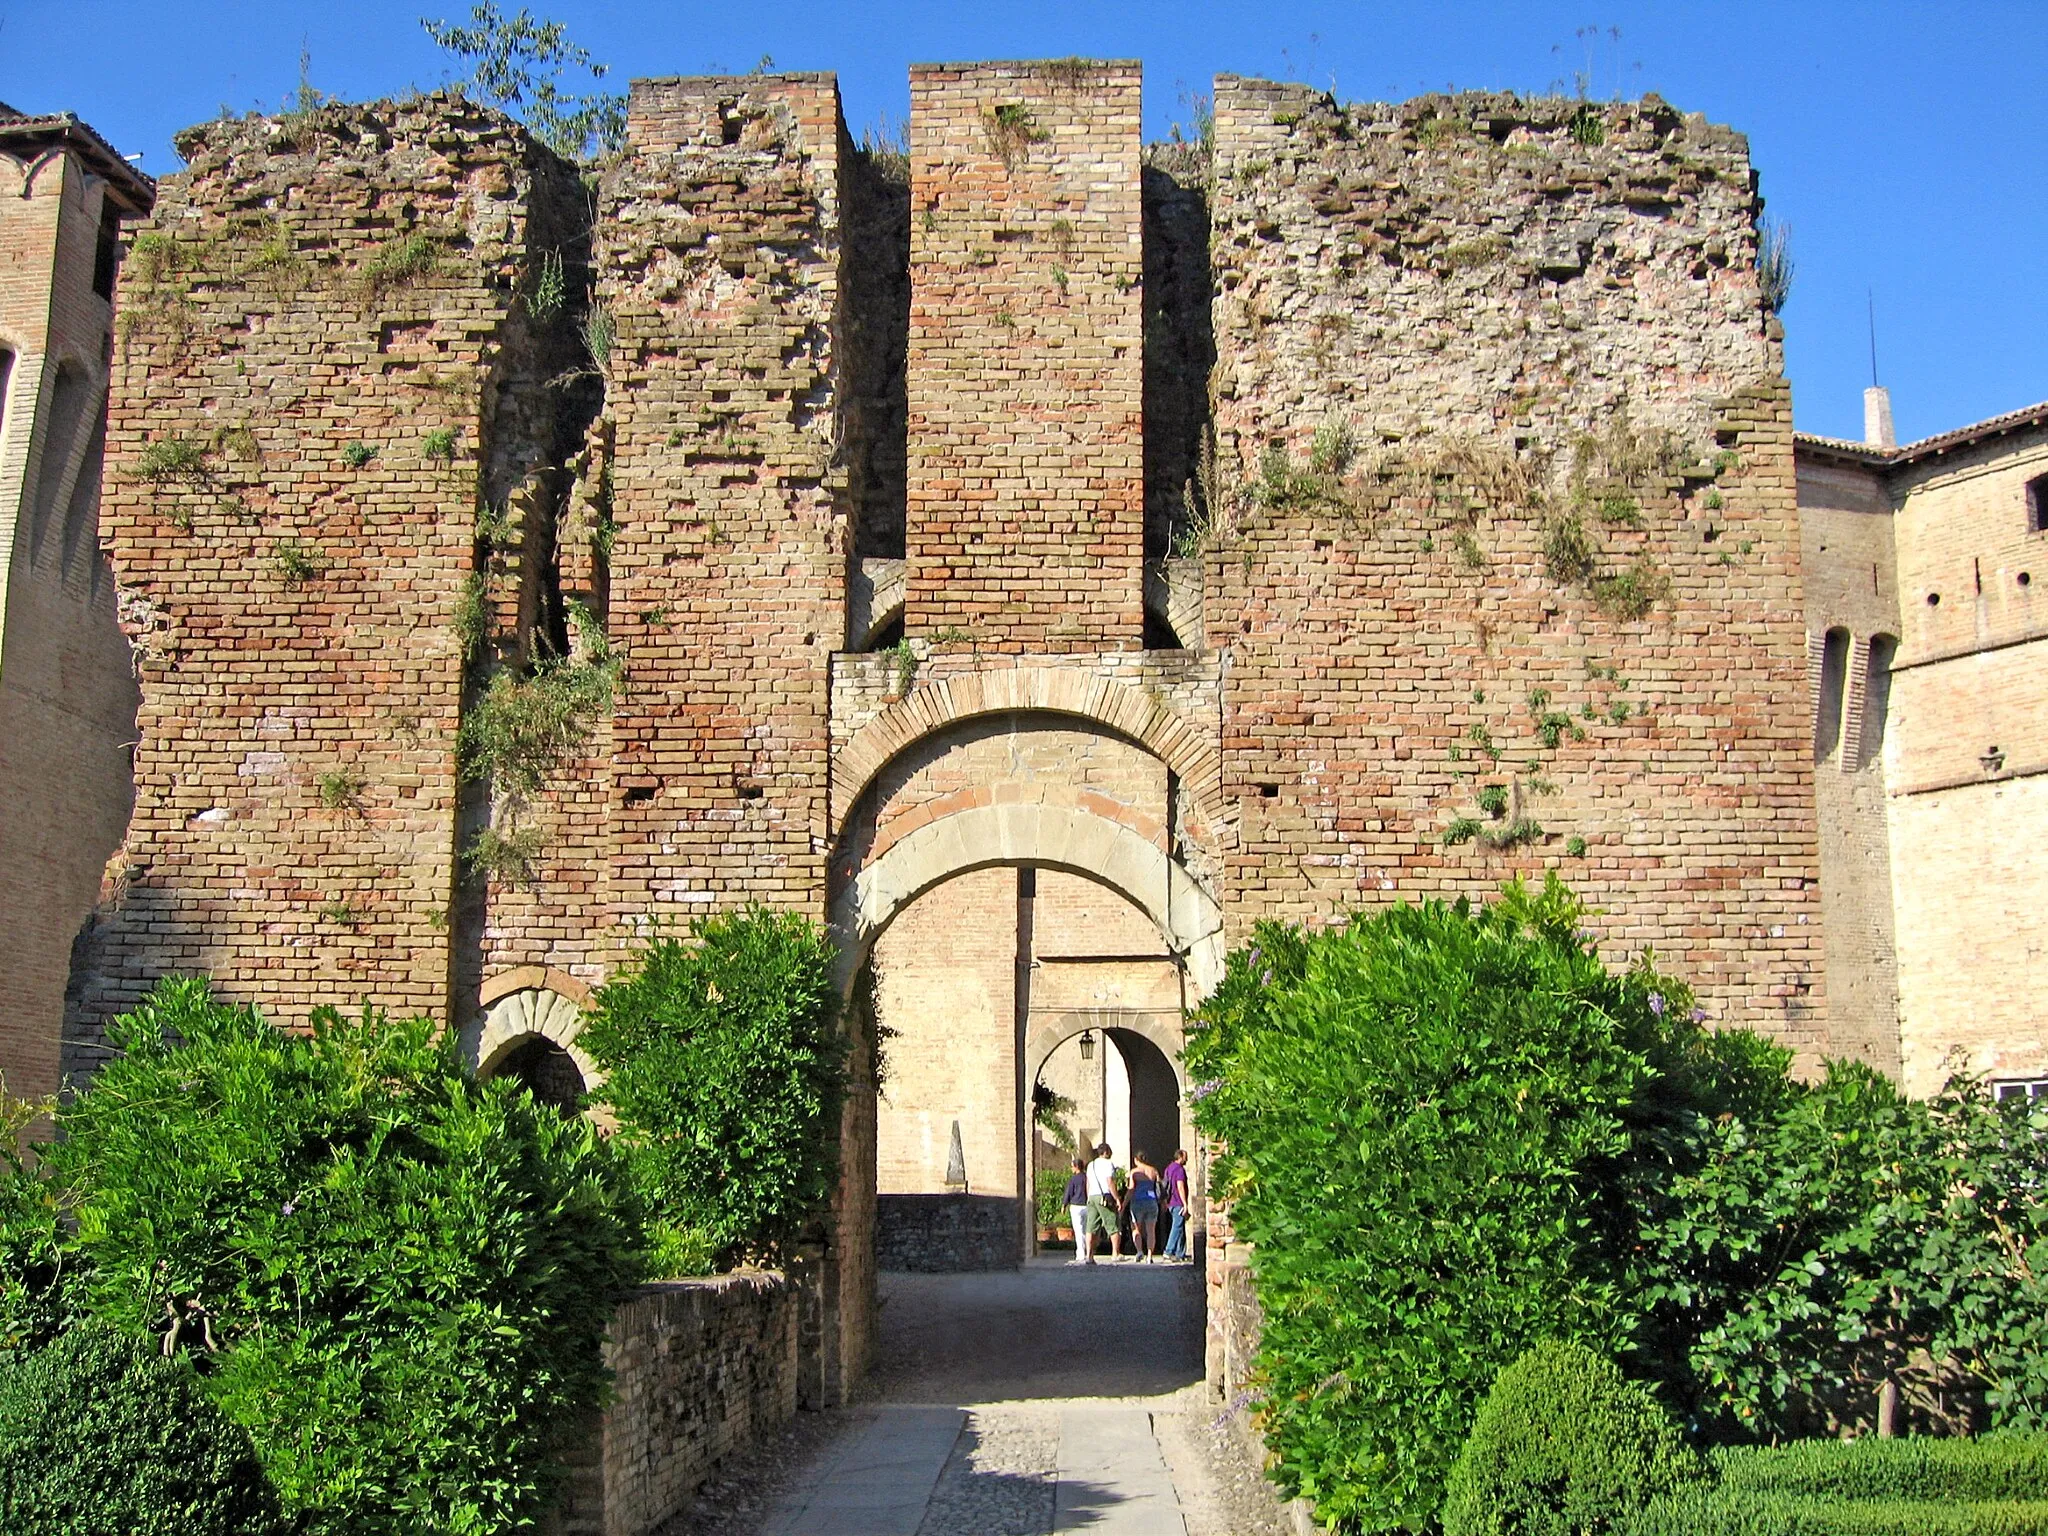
830,800,1225,998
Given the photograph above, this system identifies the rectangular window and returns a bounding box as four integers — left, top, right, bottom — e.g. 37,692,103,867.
1992,1077,2048,1102
2028,474,2048,534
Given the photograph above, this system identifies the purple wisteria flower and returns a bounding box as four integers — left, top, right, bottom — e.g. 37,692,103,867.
1690,1006,1710,1024
1260,969,1274,986
1188,1078,1225,1103
1647,992,1666,1017
281,1201,297,1216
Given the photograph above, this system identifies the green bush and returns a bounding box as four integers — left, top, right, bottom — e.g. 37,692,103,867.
1629,1489,2048,1536
1642,1071,2048,1438
1183,876,1765,1530
1443,1340,1706,1536
0,1325,285,1535
1713,1436,2048,1504
580,907,849,1266
0,1090,65,1356
42,978,642,1536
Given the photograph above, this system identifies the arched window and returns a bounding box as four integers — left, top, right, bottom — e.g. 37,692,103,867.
1861,634,1898,764
1816,627,1850,763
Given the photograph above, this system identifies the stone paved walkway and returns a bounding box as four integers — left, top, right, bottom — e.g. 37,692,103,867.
715,1257,1294,1536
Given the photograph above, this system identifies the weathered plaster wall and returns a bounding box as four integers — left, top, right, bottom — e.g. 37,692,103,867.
904,61,1145,649
0,143,141,1105
1205,79,1824,1050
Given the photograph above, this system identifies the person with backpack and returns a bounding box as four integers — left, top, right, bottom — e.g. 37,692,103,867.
1161,1149,1191,1261
1062,1156,1090,1265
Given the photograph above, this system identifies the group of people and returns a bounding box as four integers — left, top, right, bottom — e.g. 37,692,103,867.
1061,1145,1191,1264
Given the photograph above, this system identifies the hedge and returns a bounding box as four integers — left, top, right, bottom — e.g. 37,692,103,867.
0,1325,284,1535
1628,1490,2048,1536
1713,1436,2048,1504
1442,1340,1706,1536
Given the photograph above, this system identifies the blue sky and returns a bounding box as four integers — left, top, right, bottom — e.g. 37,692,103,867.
4,1,2041,444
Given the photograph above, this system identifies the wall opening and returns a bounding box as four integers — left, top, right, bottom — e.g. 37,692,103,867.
1816,626,1850,762
2027,474,2048,534
1861,633,1897,764
485,1034,588,1112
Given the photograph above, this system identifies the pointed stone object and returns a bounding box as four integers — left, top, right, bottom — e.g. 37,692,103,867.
944,1119,968,1190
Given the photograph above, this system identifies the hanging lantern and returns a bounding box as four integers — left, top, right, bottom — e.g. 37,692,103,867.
1078,1030,1095,1062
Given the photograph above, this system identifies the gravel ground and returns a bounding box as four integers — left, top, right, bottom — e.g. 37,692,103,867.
668,1256,1301,1535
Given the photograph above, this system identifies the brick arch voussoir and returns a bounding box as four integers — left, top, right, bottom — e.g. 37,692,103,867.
831,667,1224,833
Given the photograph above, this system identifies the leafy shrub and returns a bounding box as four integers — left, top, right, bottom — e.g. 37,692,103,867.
1629,1488,2048,1536
1443,1340,1706,1536
466,821,548,885
1641,1072,2048,1439
0,1325,285,1535
41,978,642,1536
580,908,849,1267
0,1087,63,1355
1183,877,1769,1530
1036,1168,1074,1229
1714,1435,2048,1504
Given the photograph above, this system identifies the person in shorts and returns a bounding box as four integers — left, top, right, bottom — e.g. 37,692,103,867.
1063,1157,1090,1265
1126,1151,1162,1261
1084,1143,1120,1262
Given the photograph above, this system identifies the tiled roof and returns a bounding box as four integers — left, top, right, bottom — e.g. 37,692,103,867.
0,106,155,211
1796,399,2048,473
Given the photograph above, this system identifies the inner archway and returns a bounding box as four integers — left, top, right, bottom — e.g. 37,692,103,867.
867,862,1193,1269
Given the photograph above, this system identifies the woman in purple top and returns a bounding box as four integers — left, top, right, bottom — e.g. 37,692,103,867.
1161,1149,1190,1260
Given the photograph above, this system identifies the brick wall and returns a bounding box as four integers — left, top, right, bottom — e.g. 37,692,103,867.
550,1275,798,1536
1205,80,1825,1048
0,141,144,1108
595,75,848,928
63,94,587,1065
1797,452,1903,1072
904,62,1145,649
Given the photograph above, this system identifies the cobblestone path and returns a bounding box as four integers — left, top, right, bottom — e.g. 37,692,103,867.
677,1258,1294,1536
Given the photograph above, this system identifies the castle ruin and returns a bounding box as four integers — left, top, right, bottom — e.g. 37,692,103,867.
3,61,2042,1410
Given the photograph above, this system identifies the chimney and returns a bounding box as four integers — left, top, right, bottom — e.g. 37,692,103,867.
1864,386,1897,451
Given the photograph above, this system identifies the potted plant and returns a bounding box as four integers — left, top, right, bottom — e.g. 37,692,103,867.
1035,1167,1072,1245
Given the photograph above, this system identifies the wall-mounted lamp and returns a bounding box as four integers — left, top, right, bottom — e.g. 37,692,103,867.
1078,1030,1095,1062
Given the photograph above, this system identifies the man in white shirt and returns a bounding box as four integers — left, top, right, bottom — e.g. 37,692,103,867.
1083,1143,1122,1263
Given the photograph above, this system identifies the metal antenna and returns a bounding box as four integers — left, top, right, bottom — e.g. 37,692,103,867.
1868,290,1880,387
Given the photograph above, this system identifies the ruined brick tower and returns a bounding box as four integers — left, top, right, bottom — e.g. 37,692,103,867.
62,62,1826,1399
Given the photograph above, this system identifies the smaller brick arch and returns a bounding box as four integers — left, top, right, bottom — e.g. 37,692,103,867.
831,666,1225,832
832,800,1225,997
459,982,601,1097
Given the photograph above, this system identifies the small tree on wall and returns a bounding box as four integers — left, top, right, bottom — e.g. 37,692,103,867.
578,907,851,1271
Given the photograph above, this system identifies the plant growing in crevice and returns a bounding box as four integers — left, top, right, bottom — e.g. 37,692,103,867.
1442,816,1482,848
466,822,548,886
887,637,919,695
424,3,627,161
316,767,367,813
1569,104,1606,146
356,231,442,303
1592,556,1672,621
1479,816,1545,851
270,537,323,587
983,101,1048,168
1565,835,1588,857
1453,529,1489,570
134,434,214,489
1543,510,1597,582
341,440,377,469
317,899,362,929
1757,217,1794,314
524,248,566,320
1477,784,1509,820
452,572,492,660
458,649,619,799
582,304,615,376
423,427,459,463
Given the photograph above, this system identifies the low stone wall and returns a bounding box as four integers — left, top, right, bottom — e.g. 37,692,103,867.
875,1193,1023,1271
551,1273,799,1536
1211,1242,1319,1536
